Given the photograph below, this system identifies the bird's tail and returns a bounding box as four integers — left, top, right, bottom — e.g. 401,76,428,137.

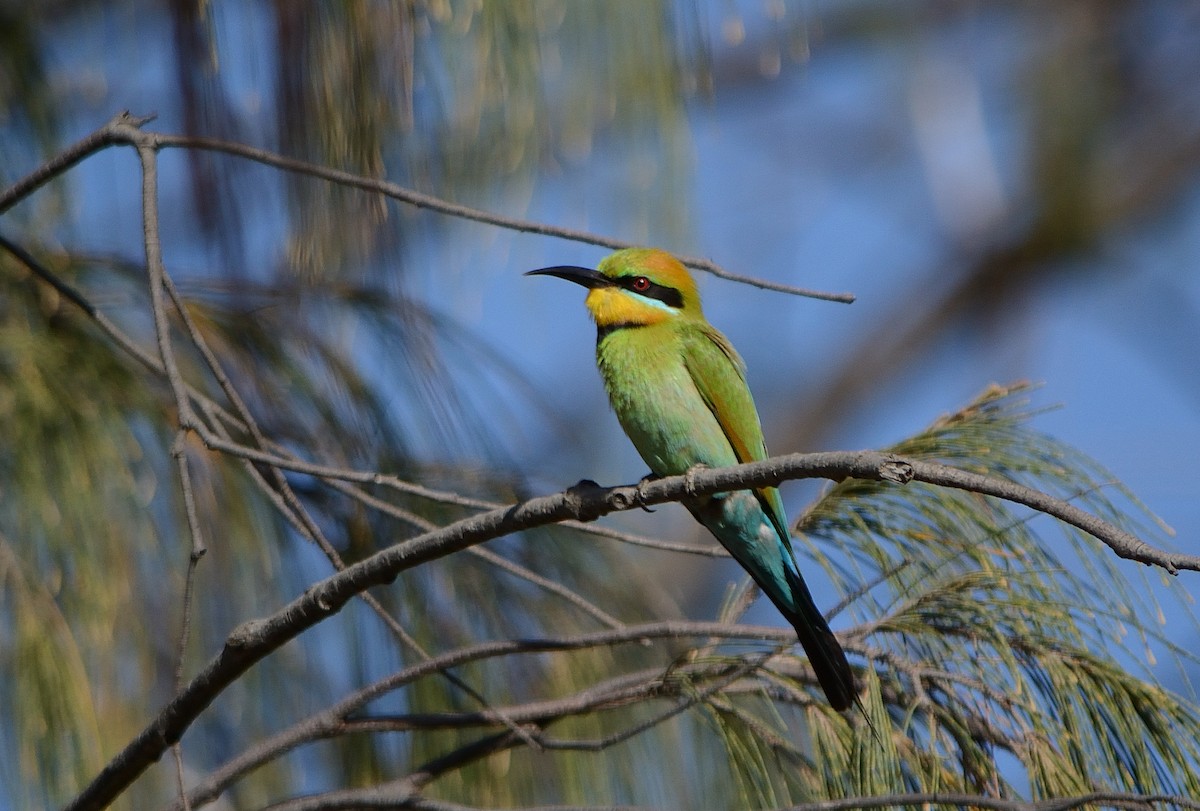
777,564,857,712
687,494,857,710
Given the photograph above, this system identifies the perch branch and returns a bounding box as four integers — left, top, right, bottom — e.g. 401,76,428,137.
65,448,1189,811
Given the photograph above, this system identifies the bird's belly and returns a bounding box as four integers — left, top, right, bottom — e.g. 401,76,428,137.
601,359,737,477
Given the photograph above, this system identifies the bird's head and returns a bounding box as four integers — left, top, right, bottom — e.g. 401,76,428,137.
525,248,703,328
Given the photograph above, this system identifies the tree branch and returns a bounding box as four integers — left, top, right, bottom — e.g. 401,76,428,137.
400,792,1200,811
65,445,1188,810
161,661,684,809
0,111,156,215
0,113,853,302
216,657,763,811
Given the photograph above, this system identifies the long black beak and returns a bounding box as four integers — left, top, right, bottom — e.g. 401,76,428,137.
524,265,612,289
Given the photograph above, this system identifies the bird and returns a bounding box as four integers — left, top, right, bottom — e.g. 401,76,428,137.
526,247,856,711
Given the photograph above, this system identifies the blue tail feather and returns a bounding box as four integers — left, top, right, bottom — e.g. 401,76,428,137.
687,491,856,711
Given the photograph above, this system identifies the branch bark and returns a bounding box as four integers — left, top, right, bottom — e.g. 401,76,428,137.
64,447,1192,811
0,112,853,302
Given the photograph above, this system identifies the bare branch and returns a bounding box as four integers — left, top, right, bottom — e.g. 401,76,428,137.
0,111,155,215
180,656,770,811
76,618,796,811
625,453,1193,574
0,113,853,302
256,777,423,810
136,139,193,427
66,441,1182,810
145,132,853,302
168,436,205,811
896,457,1194,573
160,665,668,809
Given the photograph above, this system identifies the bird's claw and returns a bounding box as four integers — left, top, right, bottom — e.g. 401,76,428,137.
684,463,710,499
635,473,658,512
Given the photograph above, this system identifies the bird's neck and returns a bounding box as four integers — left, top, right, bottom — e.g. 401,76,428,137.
595,316,702,349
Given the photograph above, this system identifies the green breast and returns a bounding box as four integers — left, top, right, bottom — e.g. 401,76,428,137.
595,324,739,476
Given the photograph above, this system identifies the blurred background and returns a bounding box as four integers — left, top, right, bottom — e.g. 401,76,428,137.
2,1,1199,807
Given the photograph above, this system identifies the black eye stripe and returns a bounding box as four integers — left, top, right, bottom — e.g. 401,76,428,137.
617,276,684,308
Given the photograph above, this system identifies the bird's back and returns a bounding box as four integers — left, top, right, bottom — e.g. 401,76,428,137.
596,317,856,711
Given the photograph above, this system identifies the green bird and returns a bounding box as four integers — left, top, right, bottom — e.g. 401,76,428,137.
526,247,856,711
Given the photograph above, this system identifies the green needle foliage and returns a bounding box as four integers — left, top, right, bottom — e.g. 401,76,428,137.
0,265,165,803
778,382,1200,803
0,248,673,809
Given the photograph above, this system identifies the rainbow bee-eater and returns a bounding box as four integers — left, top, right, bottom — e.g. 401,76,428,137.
526,247,856,711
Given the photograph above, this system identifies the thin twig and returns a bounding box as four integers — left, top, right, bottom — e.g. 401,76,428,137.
136,126,204,811
168,435,205,811
136,141,194,428
161,663,740,810
0,111,155,215
0,113,854,302
543,654,771,753
468,546,624,628
146,132,855,303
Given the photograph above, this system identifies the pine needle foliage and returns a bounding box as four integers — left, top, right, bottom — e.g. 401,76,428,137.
408,384,1199,809
772,382,1200,803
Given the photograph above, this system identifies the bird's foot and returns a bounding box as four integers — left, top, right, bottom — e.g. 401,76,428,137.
634,473,658,512
683,463,710,499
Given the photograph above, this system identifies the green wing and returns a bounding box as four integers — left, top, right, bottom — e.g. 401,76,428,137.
680,324,793,547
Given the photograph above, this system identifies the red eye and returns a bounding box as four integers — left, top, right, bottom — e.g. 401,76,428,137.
631,276,651,292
